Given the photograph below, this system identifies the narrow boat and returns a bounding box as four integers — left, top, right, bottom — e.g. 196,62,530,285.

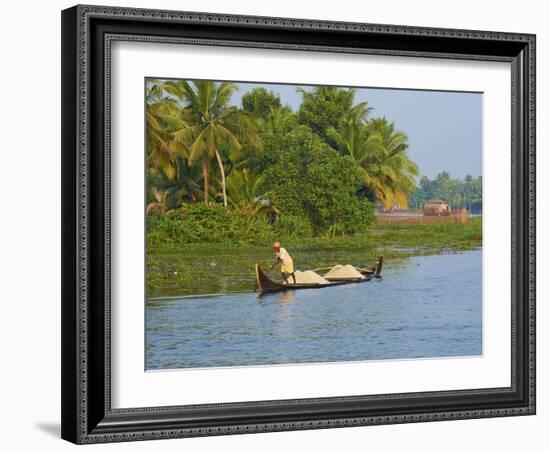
255,256,383,294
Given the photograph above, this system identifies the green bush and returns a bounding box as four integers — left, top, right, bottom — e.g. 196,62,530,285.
276,214,314,238
147,203,276,247
259,127,376,234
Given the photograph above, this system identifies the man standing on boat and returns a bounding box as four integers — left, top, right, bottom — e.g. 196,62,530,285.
272,241,296,285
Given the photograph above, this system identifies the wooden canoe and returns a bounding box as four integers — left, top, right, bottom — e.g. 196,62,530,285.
255,256,383,294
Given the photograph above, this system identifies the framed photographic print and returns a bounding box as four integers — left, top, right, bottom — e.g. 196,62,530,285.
61,4,536,444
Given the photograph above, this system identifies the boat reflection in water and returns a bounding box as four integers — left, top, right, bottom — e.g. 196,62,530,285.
277,290,296,303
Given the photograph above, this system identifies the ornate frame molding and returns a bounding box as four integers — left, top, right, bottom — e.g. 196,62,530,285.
61,4,536,444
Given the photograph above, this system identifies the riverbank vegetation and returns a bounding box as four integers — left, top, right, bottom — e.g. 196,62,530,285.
147,204,481,249
146,79,419,237
147,218,482,297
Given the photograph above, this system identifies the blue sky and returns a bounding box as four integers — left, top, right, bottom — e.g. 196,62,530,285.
229,82,482,179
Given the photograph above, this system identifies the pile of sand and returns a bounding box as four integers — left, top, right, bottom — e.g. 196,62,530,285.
323,264,365,281
290,270,330,285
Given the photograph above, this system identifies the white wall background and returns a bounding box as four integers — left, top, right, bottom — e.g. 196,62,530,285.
0,0,545,448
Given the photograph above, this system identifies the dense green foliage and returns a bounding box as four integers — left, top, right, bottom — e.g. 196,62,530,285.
409,172,483,212
328,114,419,209
146,79,422,240
258,127,375,234
297,86,357,146
147,203,276,246
242,87,283,122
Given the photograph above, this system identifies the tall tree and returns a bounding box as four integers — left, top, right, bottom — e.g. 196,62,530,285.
163,155,207,207
225,168,278,219
419,175,431,192
326,101,372,156
146,187,169,216
242,87,282,122
328,114,418,209
297,86,357,146
365,118,419,208
259,127,375,234
171,80,260,206
263,105,297,135
145,80,189,180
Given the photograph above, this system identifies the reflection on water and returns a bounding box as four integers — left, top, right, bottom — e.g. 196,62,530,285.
273,290,296,303
146,250,482,370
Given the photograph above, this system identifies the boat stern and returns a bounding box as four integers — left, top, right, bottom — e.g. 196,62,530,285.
255,263,261,290
374,256,383,278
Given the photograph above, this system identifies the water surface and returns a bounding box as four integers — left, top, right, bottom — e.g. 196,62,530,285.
146,250,482,369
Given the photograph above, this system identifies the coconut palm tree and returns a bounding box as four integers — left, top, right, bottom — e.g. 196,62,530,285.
225,168,278,219
170,80,260,206
326,103,379,192
145,80,189,180
263,105,297,135
328,115,418,209
326,101,372,157
163,155,207,207
146,187,169,216
365,118,419,208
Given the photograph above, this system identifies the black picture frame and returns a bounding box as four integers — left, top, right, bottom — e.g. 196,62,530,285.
61,4,536,444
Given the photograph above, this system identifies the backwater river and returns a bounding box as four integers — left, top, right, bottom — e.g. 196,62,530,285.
146,249,482,370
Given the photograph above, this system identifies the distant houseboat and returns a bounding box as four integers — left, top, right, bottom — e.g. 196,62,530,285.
424,200,451,216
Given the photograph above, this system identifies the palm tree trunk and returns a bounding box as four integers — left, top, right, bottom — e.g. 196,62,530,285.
202,154,209,204
214,149,228,207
